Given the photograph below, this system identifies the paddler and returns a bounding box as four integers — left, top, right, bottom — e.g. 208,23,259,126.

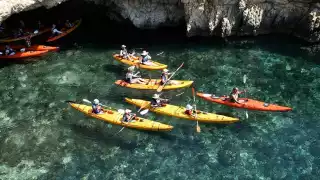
160,69,179,85
125,66,147,84
151,94,169,107
140,50,155,66
92,99,104,114
185,104,195,116
65,20,73,28
24,36,31,47
122,109,136,123
17,28,24,37
51,24,63,36
229,87,247,104
5,45,15,56
120,45,129,59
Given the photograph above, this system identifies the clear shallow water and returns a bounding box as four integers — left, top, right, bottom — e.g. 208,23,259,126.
0,35,319,180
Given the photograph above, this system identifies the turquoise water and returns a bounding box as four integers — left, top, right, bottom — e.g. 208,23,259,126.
0,30,319,179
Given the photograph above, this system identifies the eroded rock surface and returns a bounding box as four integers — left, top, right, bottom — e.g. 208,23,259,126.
0,0,319,42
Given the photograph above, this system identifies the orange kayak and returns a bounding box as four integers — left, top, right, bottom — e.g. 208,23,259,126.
197,93,292,112
47,19,82,42
0,50,49,59
0,28,51,43
0,45,59,52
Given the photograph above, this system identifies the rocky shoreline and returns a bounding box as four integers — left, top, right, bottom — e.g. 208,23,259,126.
1,0,320,42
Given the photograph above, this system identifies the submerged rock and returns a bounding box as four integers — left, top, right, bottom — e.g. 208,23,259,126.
1,0,320,42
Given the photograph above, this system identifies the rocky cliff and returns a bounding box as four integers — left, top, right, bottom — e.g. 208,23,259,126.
1,0,320,42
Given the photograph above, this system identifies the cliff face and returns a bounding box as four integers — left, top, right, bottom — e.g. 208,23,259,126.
0,0,320,42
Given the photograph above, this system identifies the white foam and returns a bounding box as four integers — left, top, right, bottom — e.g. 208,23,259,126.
0,160,48,180
62,154,72,164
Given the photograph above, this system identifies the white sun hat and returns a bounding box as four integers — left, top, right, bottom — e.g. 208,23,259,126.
128,66,135,72
152,94,160,99
141,50,148,56
162,69,169,73
93,99,99,104
186,104,193,110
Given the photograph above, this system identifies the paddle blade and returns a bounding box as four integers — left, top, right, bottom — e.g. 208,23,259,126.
245,111,249,119
243,74,247,84
196,124,201,133
83,99,92,104
65,100,76,103
117,109,125,114
140,109,149,115
156,85,164,92
192,87,195,96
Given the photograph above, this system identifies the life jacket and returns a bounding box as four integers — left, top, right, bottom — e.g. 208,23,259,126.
151,98,159,106
185,109,193,115
122,113,130,122
141,55,149,63
92,104,102,114
161,73,168,84
5,48,14,55
25,38,31,47
125,72,133,83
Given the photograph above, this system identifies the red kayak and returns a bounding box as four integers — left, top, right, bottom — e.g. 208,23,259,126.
197,92,292,112
0,50,49,59
0,45,59,52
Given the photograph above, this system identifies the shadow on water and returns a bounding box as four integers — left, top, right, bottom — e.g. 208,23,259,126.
69,123,138,151
102,64,125,76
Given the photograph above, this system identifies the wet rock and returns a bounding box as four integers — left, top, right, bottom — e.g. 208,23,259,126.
0,0,320,42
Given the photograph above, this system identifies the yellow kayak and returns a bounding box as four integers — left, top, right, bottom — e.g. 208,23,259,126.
125,98,239,124
68,102,173,131
115,79,193,90
113,54,167,70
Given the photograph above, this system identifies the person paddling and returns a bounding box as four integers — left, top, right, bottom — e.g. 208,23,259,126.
229,87,247,104
51,24,63,36
120,45,129,59
25,36,31,47
151,94,169,107
92,99,104,114
185,104,196,116
5,45,15,56
65,20,73,28
160,69,179,85
122,109,136,123
125,66,147,84
140,50,155,66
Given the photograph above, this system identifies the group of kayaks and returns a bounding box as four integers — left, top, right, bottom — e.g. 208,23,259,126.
68,51,292,133
0,19,82,59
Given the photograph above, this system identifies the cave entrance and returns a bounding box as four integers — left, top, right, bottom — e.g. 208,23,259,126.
2,0,187,45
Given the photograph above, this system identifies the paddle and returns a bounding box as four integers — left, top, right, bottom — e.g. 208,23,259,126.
192,87,201,133
138,100,152,115
243,75,249,119
156,62,184,92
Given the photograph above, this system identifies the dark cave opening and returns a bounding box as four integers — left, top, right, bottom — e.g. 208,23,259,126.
2,0,193,47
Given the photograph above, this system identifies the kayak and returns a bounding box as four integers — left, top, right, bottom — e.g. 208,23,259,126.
0,45,59,52
125,98,239,123
0,50,48,59
68,102,173,131
47,19,82,42
113,54,167,70
196,93,292,112
0,28,51,43
115,79,193,90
